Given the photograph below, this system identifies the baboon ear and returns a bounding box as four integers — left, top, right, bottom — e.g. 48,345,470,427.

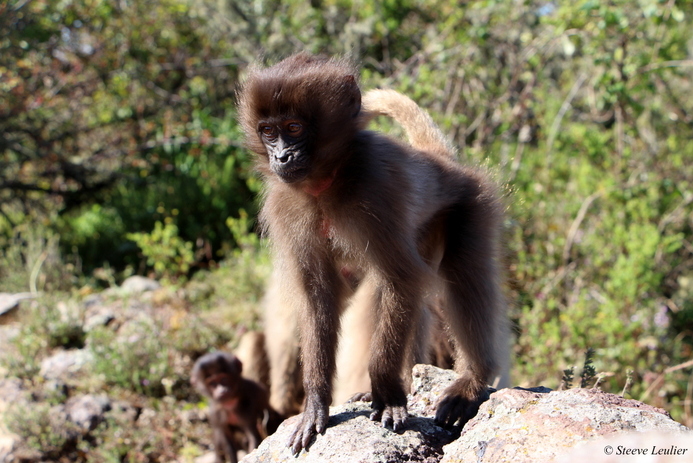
233,356,243,374
343,75,362,117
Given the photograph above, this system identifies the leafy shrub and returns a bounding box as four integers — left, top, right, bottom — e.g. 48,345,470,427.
222,210,271,305
2,328,45,380
4,402,81,459
0,217,76,293
127,221,195,284
2,296,86,378
168,313,231,358
83,398,208,462
182,209,269,322
89,323,174,397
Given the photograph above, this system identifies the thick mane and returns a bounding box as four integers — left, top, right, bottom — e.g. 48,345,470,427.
238,53,361,157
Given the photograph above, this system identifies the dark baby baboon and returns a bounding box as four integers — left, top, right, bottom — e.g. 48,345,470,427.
191,351,281,463
238,53,508,454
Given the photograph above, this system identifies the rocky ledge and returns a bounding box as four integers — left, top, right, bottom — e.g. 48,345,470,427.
242,364,691,463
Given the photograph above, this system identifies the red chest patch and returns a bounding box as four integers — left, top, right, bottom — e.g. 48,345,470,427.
303,173,335,197
319,217,332,238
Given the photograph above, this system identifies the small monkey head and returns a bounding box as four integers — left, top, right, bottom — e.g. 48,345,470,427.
191,351,243,403
238,53,362,185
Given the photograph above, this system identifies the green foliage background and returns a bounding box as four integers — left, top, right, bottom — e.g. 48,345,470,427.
1,0,692,459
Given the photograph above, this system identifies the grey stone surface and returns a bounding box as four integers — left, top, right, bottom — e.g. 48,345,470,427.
242,365,690,463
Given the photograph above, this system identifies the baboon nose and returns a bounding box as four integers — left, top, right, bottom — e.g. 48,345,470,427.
276,151,293,163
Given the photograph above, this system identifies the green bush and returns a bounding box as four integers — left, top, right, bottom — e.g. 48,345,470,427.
4,402,81,458
0,216,77,293
2,296,86,378
127,221,195,284
83,397,208,462
89,323,174,397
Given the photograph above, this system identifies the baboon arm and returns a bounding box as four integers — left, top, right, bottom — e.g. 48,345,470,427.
213,423,237,463
287,254,344,454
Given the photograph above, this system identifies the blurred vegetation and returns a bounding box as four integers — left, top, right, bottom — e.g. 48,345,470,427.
1,0,692,460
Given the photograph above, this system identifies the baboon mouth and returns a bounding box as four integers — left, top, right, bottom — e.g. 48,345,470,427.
276,167,309,183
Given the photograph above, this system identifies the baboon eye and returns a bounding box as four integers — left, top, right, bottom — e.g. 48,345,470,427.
285,122,303,136
259,125,276,139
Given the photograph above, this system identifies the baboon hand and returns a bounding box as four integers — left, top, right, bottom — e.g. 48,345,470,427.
369,395,408,431
288,394,328,455
434,386,490,428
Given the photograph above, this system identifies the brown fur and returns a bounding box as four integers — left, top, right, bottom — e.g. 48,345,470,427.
191,352,282,463
234,331,271,391
238,53,508,454
263,273,305,416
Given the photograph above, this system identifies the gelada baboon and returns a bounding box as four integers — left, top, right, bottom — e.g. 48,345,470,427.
234,331,271,390
238,53,507,454
191,352,281,463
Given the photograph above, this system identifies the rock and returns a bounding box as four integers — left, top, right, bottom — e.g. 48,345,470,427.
0,293,34,318
407,364,463,418
39,349,94,380
440,387,689,463
0,378,28,460
120,276,161,294
242,365,690,463
82,291,156,334
65,394,112,432
83,304,116,331
0,434,20,463
242,401,454,463
0,378,29,416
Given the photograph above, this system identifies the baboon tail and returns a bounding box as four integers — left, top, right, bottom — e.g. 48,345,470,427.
361,89,453,158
